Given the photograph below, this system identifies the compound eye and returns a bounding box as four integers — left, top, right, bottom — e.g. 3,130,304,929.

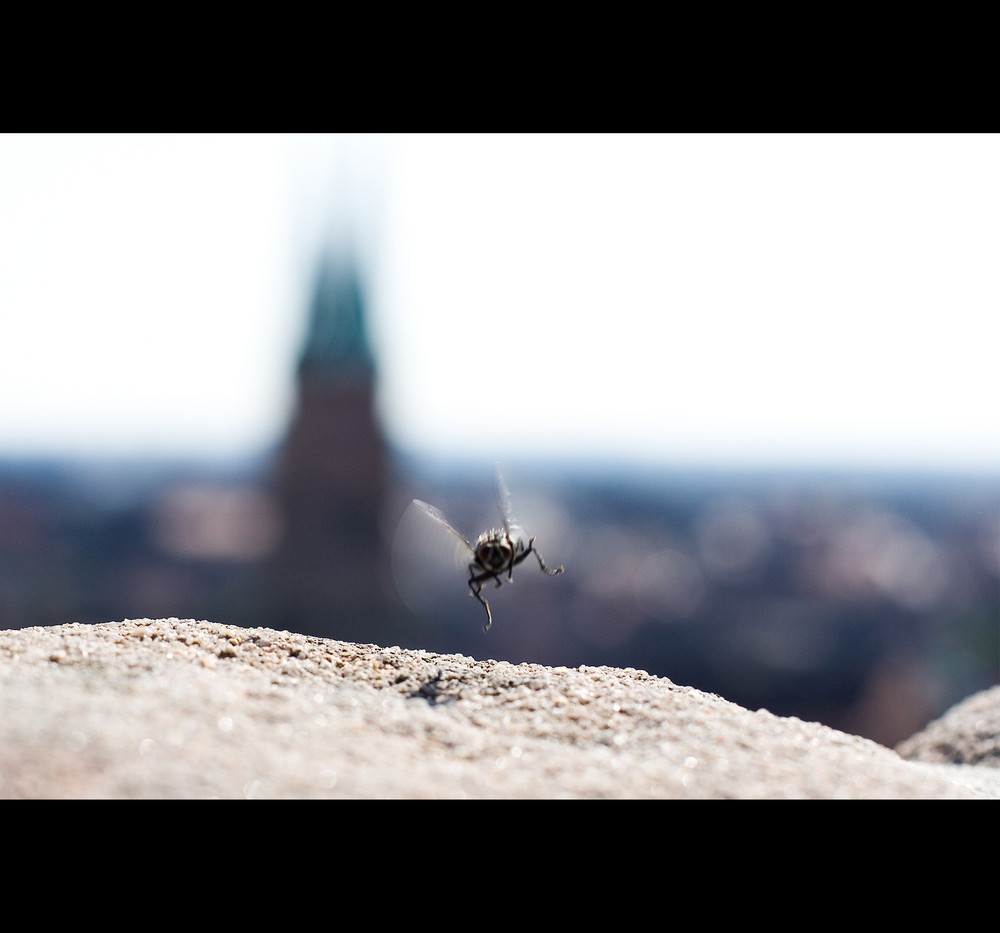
478,542,511,571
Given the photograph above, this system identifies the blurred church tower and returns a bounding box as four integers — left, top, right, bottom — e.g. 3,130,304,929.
265,245,390,640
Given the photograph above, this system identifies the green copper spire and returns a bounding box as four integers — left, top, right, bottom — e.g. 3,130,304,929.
297,251,374,379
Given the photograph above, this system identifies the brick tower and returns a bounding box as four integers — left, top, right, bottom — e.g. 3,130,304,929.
266,247,390,640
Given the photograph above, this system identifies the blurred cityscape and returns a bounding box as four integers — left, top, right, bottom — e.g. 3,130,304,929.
0,247,996,750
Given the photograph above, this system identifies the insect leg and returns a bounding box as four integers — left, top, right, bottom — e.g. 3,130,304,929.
527,537,565,576
468,569,495,632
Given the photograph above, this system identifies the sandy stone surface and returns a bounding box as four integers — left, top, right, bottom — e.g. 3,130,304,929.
896,685,1000,768
0,617,996,799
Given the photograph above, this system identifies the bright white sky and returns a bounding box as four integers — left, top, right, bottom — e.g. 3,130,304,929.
1,133,997,472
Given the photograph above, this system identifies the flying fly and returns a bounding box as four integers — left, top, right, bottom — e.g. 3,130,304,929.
410,471,564,632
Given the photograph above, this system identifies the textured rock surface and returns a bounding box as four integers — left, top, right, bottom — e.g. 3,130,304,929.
897,685,1000,768
0,618,995,799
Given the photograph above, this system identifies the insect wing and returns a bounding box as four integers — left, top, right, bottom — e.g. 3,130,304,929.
493,465,526,544
411,499,474,551
392,498,475,617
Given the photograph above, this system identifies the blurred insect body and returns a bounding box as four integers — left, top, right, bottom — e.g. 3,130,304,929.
411,472,564,632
